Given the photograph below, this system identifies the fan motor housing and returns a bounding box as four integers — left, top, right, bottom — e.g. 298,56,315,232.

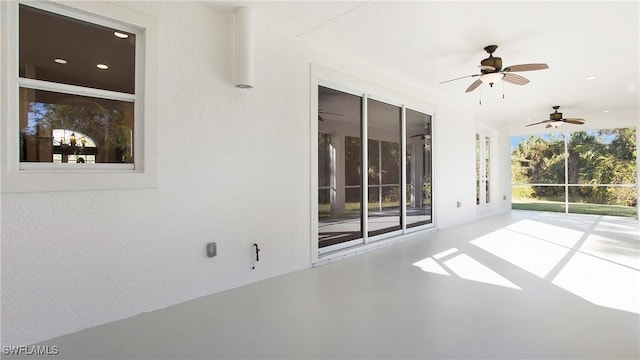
550,111,563,121
481,56,502,73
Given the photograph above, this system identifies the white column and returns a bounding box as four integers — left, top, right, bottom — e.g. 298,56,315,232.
401,107,407,231
362,95,369,241
333,133,346,218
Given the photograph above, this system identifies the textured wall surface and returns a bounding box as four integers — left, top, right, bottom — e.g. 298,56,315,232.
2,1,311,345
1,1,516,346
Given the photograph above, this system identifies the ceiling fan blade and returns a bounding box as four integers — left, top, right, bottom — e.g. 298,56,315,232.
318,109,344,116
465,78,483,93
525,120,553,127
440,73,480,84
563,118,585,124
503,63,549,72
502,72,529,85
410,133,429,139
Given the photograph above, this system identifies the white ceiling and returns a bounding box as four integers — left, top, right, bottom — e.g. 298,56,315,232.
210,1,639,126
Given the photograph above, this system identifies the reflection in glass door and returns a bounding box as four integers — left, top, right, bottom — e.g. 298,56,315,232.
317,84,434,252
367,98,402,237
476,132,491,211
318,86,362,249
406,109,432,227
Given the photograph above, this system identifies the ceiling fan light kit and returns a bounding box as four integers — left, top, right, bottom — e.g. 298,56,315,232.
480,72,504,84
525,106,586,128
441,44,549,93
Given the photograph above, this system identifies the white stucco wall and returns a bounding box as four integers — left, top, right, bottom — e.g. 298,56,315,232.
1,1,501,345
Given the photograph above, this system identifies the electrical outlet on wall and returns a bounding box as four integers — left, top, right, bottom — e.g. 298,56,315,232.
206,242,217,257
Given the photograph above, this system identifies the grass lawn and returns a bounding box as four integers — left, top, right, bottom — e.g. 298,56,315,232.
319,202,401,218
322,200,637,218
512,199,637,218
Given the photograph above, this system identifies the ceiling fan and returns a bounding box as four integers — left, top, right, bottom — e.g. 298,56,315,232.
410,123,432,139
525,106,585,128
318,109,343,121
410,133,430,140
441,45,549,93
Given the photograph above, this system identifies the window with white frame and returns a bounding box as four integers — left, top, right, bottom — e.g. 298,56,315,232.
1,1,158,192
19,3,135,165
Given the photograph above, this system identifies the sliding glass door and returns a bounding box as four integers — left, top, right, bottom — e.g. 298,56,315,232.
317,85,434,252
406,109,432,228
318,86,362,249
367,98,402,237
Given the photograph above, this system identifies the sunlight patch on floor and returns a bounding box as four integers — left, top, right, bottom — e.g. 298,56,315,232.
597,219,640,237
444,253,522,290
471,218,640,314
413,216,639,313
579,234,640,270
413,248,521,290
412,257,449,276
432,247,459,259
552,251,640,314
470,227,570,278
505,219,584,248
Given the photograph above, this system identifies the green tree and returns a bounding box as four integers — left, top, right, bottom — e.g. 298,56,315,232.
23,99,133,163
512,128,637,207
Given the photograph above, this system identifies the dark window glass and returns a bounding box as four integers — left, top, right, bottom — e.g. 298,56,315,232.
406,109,432,228
367,98,401,236
19,4,136,94
318,86,363,248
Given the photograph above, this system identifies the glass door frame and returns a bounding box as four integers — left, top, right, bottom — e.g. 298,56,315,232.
311,67,436,264
476,127,495,213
